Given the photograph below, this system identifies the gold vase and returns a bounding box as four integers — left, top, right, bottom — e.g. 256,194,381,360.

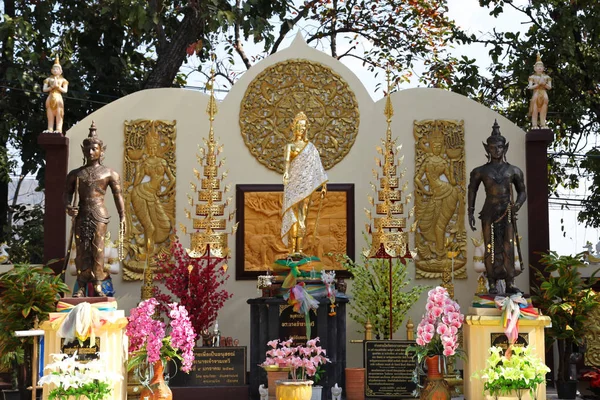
275,380,313,400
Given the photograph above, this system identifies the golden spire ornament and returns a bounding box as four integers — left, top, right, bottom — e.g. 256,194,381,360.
363,69,414,340
364,70,412,260
185,67,237,259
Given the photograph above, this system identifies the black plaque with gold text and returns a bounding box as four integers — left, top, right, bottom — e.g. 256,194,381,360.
364,340,416,399
279,305,317,345
60,338,100,362
170,346,247,387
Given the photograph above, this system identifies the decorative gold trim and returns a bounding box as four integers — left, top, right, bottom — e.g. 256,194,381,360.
239,59,359,173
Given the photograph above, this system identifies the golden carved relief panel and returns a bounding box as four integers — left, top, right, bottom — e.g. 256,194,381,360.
413,119,467,279
239,59,359,173
585,292,600,367
243,191,347,272
122,119,177,280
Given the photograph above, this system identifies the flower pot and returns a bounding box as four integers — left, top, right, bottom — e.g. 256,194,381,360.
275,380,313,400
345,368,365,400
267,370,290,400
555,380,577,399
420,356,450,400
310,385,322,400
485,389,533,400
140,360,172,400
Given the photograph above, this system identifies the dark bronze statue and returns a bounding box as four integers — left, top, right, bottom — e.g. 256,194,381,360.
468,121,526,294
64,122,125,297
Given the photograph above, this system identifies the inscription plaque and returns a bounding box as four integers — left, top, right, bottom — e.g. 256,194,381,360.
170,346,247,387
490,332,529,354
60,338,100,362
279,305,317,345
364,340,417,399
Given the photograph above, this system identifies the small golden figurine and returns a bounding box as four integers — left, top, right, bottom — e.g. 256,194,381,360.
43,56,69,133
281,112,328,255
527,52,552,129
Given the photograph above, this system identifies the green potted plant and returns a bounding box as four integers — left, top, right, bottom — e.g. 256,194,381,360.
0,264,69,400
531,251,600,399
473,345,550,400
334,250,428,339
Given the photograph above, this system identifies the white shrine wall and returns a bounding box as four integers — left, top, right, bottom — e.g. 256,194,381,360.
65,36,529,369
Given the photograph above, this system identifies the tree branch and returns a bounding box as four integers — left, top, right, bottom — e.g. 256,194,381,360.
270,0,321,54
233,0,252,70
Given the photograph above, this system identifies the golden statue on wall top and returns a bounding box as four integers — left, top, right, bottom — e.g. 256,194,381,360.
184,69,236,259
122,119,177,280
43,56,69,133
527,52,552,129
413,119,466,279
239,59,359,173
281,112,328,255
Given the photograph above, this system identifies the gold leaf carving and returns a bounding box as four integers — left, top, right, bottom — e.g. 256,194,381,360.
243,191,348,271
413,119,467,279
122,119,177,281
585,292,600,367
239,59,359,173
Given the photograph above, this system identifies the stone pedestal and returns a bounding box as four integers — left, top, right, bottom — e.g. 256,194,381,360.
247,295,348,400
39,307,127,400
463,310,551,400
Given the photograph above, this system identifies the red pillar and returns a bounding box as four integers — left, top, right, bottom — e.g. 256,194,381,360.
37,133,69,275
525,128,553,284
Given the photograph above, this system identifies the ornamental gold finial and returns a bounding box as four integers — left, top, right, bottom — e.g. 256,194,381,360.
363,73,411,259
186,65,236,258
53,55,61,66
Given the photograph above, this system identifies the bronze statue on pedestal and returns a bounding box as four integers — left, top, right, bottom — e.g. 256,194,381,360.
468,121,526,294
64,122,125,297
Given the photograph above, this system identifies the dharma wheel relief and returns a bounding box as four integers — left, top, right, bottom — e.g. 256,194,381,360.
239,59,359,173
122,119,177,280
413,119,467,279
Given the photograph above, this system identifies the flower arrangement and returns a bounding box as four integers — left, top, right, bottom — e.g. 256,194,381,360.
126,298,196,373
153,235,232,335
262,337,330,382
38,353,122,400
407,286,464,362
583,368,600,396
474,346,550,400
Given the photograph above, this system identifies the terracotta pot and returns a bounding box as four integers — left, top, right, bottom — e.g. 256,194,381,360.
140,360,172,400
275,380,313,400
420,356,450,400
345,368,365,400
267,370,290,400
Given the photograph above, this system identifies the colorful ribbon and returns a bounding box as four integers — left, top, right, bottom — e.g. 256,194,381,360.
494,294,539,345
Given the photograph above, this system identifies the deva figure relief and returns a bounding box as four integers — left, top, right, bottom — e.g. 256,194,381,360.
122,119,177,280
413,120,467,279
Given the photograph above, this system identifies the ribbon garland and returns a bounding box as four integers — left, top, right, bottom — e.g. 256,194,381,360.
494,294,539,346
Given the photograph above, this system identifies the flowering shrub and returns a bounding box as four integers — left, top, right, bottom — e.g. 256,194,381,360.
38,353,122,400
407,286,464,362
126,298,196,373
262,337,330,382
583,368,600,394
153,235,232,335
473,346,550,400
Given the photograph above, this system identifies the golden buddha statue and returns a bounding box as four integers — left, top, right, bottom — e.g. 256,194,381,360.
43,56,69,133
281,112,328,255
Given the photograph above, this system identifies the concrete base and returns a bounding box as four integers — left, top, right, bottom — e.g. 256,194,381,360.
463,314,551,400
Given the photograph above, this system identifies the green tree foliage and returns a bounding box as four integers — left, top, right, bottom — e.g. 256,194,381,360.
335,252,428,339
448,0,600,225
